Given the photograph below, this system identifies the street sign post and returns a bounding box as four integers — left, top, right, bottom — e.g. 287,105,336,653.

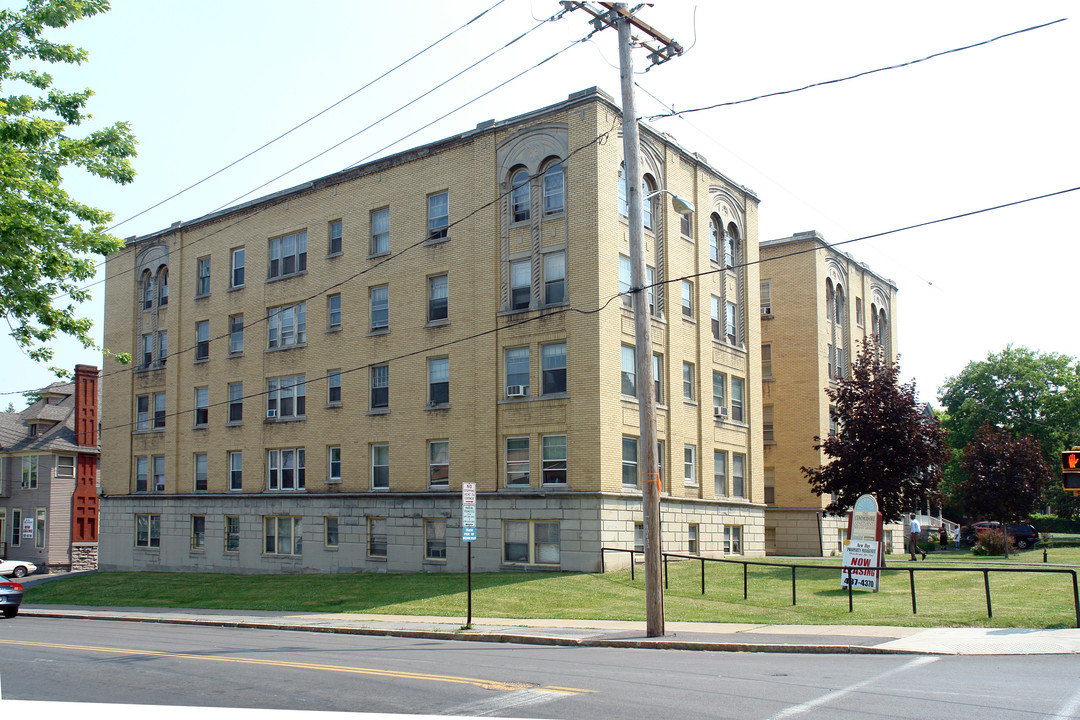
462,482,476,628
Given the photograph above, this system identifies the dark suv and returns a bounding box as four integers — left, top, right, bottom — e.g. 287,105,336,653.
962,522,1039,550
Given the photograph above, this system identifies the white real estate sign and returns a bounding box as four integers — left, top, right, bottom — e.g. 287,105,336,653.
841,540,881,591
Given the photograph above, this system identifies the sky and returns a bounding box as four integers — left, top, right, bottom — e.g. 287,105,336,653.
2,0,1078,408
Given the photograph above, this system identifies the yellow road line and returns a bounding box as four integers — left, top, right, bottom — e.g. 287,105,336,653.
0,638,592,695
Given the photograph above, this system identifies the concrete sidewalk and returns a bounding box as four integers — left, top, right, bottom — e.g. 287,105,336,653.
18,605,1080,655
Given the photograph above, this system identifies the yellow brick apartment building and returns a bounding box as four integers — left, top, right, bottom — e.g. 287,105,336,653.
99,88,766,573
759,231,903,556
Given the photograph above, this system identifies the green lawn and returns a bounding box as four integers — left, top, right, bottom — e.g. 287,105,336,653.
24,547,1080,629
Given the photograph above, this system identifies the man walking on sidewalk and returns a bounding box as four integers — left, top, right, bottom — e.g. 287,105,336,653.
909,513,926,561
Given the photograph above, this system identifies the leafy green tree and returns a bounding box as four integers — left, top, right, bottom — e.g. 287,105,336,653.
803,338,949,522
938,346,1080,518
0,0,136,368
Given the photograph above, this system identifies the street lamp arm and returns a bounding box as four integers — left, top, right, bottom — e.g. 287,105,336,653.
644,188,695,215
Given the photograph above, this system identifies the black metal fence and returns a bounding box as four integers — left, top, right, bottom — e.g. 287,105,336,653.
600,547,1080,628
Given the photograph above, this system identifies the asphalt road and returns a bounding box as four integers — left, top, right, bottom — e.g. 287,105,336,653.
2,617,1079,719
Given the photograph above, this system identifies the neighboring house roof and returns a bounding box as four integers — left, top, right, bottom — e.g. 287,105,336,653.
0,380,99,455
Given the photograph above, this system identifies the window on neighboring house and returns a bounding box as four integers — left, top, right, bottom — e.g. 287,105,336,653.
135,513,160,548
428,274,448,321
764,467,775,504
267,375,306,419
196,256,211,296
231,247,245,288
725,302,737,345
681,280,694,318
267,448,306,490
193,453,207,491
136,395,150,431
264,516,302,555
57,456,76,479
505,346,529,397
684,445,697,486
157,267,169,306
505,436,530,486
157,330,168,367
724,525,743,554
228,315,243,354
370,285,388,331
370,365,389,409
621,345,636,396
135,456,148,492
327,370,341,405
268,231,307,278
328,294,342,329
229,451,242,491
510,258,530,310
324,516,339,547
543,251,565,305
428,357,449,405
541,342,566,395
709,216,721,264
425,518,447,560
542,434,567,485
428,440,449,487
268,302,306,348
762,344,773,378
688,524,699,554
653,353,663,404
763,404,775,443
141,333,153,368
683,362,695,401
503,520,560,566
371,444,389,489
710,296,721,341
428,192,449,240
761,280,772,315
194,386,209,426
152,455,165,492
622,435,638,488
227,382,243,423
329,220,343,255
543,162,564,215
713,372,726,417
141,270,153,310
732,453,746,497
731,377,744,422
714,450,727,497
191,515,205,550
195,320,209,361
619,254,632,308
681,211,692,237
328,446,341,482
225,515,240,552
511,169,530,223
368,517,387,557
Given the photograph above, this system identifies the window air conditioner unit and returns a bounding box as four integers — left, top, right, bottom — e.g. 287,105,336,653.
761,306,771,315
506,385,527,398
714,406,728,418
267,408,277,418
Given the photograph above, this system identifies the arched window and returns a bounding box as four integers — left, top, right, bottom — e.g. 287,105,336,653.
511,169,531,223
878,309,888,343
141,270,153,310
157,266,169,306
834,285,844,325
709,216,721,264
871,303,879,337
642,176,655,231
724,225,738,268
617,166,628,218
825,279,835,320
543,161,564,215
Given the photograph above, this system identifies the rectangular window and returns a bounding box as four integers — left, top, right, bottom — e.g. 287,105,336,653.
135,456,148,493
855,297,863,326
264,516,302,555
763,404,775,443
193,453,207,491
684,445,697,486
135,513,160,548
681,280,693,318
622,435,638,488
646,265,656,315
228,315,243,354
195,320,209,361
429,440,449,487
141,333,153,368
152,392,165,430
370,285,388,330
619,255,632,308
324,516,339,547
506,437,530,486
731,377,744,422
196,256,211,296
542,434,567,485
229,451,243,491
621,344,636,397
683,362,694,401
510,258,531,310
505,346,530,396
653,353,663,404
725,301,737,344
11,509,20,547
762,344,773,378
503,520,560,566
764,467,775,504
157,330,168,367
152,455,165,492
328,446,341,482
428,192,448,240
543,163,564,215
136,394,150,430
268,231,307,279
368,517,387,557
428,274,448,321
714,450,727,497
634,522,644,554
327,370,342,405
724,525,743,555
681,211,692,237
21,455,38,489
713,372,726,417
732,453,746,498
371,444,389,489
688,524,699,555
225,515,240,552
760,280,772,315
370,365,389,409
267,302,306,348
711,296,721,340
541,342,566,395
267,448,306,490
194,386,209,426
765,526,777,554
425,518,447,560
328,220,342,255
191,515,206,549
267,375,306,419
231,247,245,288
428,357,449,405
543,251,565,305
370,207,389,254
228,382,243,423
328,294,342,329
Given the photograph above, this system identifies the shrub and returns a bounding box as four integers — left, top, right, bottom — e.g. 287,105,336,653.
974,528,1012,556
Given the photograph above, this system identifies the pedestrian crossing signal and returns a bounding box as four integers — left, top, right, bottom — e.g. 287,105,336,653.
1064,450,1080,493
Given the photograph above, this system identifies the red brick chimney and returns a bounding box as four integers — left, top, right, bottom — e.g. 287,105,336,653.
73,364,98,447
72,364,99,544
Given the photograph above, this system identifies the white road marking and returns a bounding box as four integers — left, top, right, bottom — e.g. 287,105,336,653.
440,688,566,716
767,656,939,719
1050,684,1080,720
